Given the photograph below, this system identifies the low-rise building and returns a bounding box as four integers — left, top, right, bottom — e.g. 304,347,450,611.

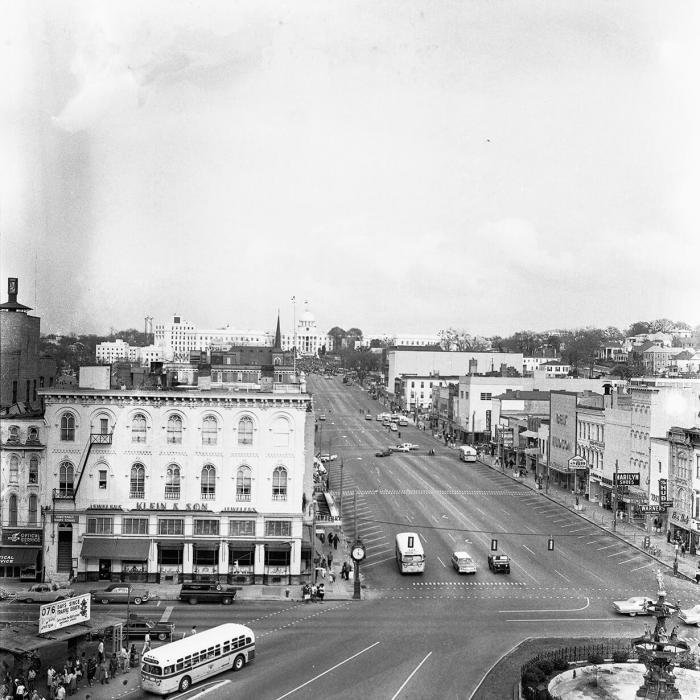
533,360,571,379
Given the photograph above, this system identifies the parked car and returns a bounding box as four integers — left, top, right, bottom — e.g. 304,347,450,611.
451,551,477,574
375,449,393,457
678,604,700,626
17,583,75,604
487,553,511,574
319,453,337,463
90,583,151,605
365,413,373,420
178,582,240,605
612,596,654,616
318,414,327,421
125,613,175,641
389,423,398,432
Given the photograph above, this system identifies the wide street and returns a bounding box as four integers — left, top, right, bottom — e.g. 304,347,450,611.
4,375,698,699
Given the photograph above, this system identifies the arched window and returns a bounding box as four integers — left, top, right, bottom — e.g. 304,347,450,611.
28,494,38,526
130,463,145,499
29,456,38,484
201,465,216,499
202,416,218,445
236,466,252,502
27,426,39,443
238,417,254,445
272,466,287,501
132,414,147,443
8,494,18,527
167,415,183,444
60,413,75,441
59,461,74,496
8,425,20,442
9,456,19,483
165,465,180,499
272,417,290,448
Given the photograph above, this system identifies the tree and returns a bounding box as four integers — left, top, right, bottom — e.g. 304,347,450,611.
437,328,491,351
345,327,363,350
560,328,605,372
627,321,651,337
648,318,675,333
326,327,346,353
601,326,624,342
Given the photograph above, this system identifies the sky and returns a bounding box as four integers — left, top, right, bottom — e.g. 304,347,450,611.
1,0,699,338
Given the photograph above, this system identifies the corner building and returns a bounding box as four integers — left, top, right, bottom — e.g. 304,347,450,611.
40,388,314,586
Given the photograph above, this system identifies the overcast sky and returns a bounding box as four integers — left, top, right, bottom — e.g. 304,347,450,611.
1,1,699,338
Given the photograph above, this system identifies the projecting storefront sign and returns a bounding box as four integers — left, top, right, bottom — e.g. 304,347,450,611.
39,594,91,634
613,473,640,486
639,505,665,514
568,457,588,470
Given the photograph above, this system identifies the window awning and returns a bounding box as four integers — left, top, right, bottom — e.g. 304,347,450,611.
80,538,150,560
265,542,292,552
0,547,39,566
228,542,255,550
519,430,539,439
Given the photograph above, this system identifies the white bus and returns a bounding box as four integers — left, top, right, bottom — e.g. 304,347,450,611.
458,445,477,462
395,532,426,574
140,623,255,695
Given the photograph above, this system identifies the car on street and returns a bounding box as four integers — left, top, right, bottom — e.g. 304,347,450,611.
16,583,75,603
612,596,654,616
318,414,326,421
90,583,151,605
450,551,477,574
375,449,393,457
318,453,337,462
389,423,398,432
678,604,700,626
487,553,511,574
365,413,373,420
125,613,175,641
178,582,240,605
392,444,410,452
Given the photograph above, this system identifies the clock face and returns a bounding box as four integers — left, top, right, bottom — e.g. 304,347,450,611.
352,546,365,561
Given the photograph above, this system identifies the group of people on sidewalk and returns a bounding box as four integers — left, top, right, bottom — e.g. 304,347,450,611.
301,582,325,602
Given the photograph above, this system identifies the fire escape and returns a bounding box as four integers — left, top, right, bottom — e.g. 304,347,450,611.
52,433,113,503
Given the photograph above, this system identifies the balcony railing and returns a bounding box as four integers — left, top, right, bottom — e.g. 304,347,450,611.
272,493,288,501
236,493,251,502
201,492,216,500
164,490,180,500
90,433,113,445
53,488,75,500
130,491,145,500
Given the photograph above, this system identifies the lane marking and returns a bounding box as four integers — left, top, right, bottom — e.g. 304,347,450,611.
506,618,619,623
390,651,432,700
436,556,447,568
617,557,642,565
607,551,628,558
596,544,618,551
553,569,570,583
499,598,590,613
160,605,174,622
273,641,380,700
630,562,656,572
174,680,230,699
521,544,536,556
362,555,398,568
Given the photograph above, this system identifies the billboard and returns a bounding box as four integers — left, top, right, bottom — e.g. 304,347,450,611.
39,594,91,634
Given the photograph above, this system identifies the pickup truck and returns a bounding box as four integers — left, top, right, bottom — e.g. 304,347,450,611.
487,553,511,574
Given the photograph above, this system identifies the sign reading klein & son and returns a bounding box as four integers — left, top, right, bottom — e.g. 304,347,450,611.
2,529,43,546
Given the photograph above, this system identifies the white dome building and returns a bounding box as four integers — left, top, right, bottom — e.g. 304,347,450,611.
281,303,325,357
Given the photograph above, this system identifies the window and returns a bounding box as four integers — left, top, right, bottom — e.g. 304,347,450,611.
167,415,183,444
99,417,109,435
165,465,180,499
236,466,252,501
480,393,492,401
132,414,147,443
238,417,254,445
272,417,290,448
193,519,219,536
87,517,113,534
158,519,184,535
9,456,19,483
202,416,217,445
98,469,108,489
60,413,75,441
28,494,38,526
265,520,291,537
272,466,287,500
201,465,216,499
8,494,18,526
59,461,74,496
28,456,38,484
130,463,145,499
229,519,255,537
8,425,20,443
123,517,149,535
27,426,39,443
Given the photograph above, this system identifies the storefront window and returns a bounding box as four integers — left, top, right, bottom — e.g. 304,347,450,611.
193,519,219,536
265,520,291,537
87,517,113,534
158,519,184,535
229,519,255,536
123,517,149,534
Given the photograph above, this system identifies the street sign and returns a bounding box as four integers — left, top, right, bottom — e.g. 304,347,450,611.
39,594,91,634
639,505,664,514
613,472,640,486
568,456,588,470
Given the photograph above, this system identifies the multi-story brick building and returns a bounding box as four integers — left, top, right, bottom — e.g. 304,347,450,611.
39,385,314,586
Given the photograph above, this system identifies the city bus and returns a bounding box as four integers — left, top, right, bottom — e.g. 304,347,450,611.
458,445,477,462
140,623,255,695
395,532,426,574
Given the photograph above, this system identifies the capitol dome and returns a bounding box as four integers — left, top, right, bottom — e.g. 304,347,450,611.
300,309,315,323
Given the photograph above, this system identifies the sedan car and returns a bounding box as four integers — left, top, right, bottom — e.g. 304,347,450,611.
125,614,175,641
90,583,151,605
612,596,654,617
17,583,75,604
365,414,373,420
451,551,477,574
678,604,700,626
392,444,410,453
375,449,393,457
318,414,327,421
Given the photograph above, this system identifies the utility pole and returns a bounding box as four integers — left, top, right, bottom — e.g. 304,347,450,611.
613,460,619,533
339,458,344,518
291,296,297,378
354,488,358,541
646,438,652,533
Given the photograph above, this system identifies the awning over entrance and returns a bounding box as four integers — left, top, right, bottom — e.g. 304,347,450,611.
80,538,150,560
0,547,39,566
520,430,538,439
265,542,292,551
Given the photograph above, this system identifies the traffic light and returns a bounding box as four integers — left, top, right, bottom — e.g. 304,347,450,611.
490,538,498,551
547,537,554,551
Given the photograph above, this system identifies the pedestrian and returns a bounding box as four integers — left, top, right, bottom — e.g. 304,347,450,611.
97,640,104,664
129,645,137,668
190,625,197,637
310,583,317,602
320,556,327,578
673,559,679,577
54,686,65,700
119,647,128,674
302,583,311,603
29,690,39,700
98,661,107,686
317,583,325,602
680,542,686,557
695,561,700,585
333,534,338,550
109,654,118,680
67,670,76,697
327,551,333,568
14,679,25,699
26,669,35,694
86,658,96,687
340,562,347,580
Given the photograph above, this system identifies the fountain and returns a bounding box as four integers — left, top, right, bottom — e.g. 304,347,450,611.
630,570,690,698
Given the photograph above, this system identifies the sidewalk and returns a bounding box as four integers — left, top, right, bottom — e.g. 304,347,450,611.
480,454,700,584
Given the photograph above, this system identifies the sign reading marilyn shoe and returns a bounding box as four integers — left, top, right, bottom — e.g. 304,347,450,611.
39,594,91,634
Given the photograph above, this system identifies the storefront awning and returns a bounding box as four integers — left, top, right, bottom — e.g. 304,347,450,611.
520,430,538,439
521,447,540,455
81,538,150,560
0,547,39,566
265,542,292,551
228,542,255,550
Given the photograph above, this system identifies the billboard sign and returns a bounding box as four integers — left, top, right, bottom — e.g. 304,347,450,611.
2,529,43,546
39,594,91,634
568,456,588,470
639,505,664,514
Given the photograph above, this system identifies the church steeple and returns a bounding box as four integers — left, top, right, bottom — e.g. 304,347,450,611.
273,310,282,350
